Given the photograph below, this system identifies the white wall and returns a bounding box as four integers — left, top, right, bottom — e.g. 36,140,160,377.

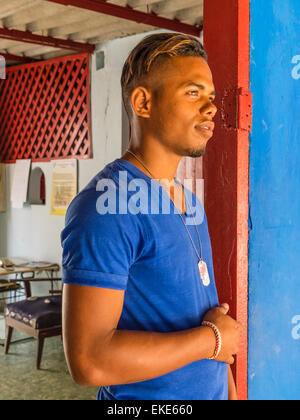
0,30,161,296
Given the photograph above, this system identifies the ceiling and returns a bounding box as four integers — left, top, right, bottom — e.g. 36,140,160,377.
0,0,203,64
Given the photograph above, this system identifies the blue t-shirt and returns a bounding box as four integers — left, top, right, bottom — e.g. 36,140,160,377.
61,158,228,400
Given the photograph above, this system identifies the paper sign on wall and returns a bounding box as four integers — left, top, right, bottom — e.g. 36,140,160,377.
0,163,6,213
11,159,31,209
50,159,77,216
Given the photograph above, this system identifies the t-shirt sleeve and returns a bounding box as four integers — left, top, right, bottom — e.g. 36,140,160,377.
61,188,145,290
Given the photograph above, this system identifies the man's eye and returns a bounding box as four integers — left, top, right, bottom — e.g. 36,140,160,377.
187,91,199,96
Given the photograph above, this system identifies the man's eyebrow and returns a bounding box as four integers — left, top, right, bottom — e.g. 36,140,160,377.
184,82,216,96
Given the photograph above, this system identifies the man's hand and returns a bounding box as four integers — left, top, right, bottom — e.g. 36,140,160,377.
203,303,242,365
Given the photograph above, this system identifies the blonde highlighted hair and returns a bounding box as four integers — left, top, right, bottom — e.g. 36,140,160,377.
121,33,207,119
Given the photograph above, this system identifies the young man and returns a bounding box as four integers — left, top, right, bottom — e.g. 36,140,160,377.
61,33,242,400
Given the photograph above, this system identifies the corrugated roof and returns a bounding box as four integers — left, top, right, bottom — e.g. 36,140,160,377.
0,0,203,64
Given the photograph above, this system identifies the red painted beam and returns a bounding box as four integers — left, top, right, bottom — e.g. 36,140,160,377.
45,0,202,37
0,52,36,64
0,27,95,54
203,0,250,400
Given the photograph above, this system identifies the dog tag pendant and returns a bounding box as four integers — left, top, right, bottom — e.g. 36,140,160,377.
198,260,210,286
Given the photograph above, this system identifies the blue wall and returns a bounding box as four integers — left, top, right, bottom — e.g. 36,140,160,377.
249,0,300,400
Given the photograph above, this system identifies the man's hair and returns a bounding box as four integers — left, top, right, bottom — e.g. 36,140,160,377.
121,33,208,120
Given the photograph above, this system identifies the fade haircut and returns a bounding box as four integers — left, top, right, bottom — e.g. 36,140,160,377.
121,33,208,120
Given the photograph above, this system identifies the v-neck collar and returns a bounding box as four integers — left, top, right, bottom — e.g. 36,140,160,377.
115,158,188,218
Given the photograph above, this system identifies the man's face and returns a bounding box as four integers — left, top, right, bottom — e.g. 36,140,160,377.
148,56,217,158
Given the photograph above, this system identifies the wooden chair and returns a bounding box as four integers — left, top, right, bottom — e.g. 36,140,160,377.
4,295,62,369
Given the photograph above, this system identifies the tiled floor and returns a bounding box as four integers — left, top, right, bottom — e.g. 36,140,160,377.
0,329,98,400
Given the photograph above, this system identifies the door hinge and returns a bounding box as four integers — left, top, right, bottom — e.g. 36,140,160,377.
221,87,252,132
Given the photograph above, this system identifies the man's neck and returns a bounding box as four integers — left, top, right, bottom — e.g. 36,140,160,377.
122,143,187,215
122,144,181,182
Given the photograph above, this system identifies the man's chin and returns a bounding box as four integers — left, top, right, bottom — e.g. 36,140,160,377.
185,147,206,158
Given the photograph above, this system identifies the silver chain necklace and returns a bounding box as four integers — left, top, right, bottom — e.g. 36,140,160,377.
125,150,211,286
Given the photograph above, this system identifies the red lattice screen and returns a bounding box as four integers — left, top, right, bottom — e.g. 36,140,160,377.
0,53,92,163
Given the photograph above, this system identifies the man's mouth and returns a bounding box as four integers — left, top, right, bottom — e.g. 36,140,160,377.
195,121,215,136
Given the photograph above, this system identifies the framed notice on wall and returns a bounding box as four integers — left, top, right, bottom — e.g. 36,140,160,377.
50,159,77,216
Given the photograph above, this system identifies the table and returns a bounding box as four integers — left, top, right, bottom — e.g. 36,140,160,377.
0,263,61,348
0,263,60,298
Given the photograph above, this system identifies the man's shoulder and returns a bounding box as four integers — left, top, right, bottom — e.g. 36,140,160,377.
67,159,121,206
64,159,147,230
83,159,122,190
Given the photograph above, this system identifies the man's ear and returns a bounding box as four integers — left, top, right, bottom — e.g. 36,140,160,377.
130,86,152,119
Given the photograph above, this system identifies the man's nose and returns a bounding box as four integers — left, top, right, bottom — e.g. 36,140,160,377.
201,102,218,118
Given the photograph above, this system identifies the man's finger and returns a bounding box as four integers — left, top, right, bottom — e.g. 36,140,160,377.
219,303,230,314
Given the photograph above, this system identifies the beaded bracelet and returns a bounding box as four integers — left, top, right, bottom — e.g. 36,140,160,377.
202,321,222,360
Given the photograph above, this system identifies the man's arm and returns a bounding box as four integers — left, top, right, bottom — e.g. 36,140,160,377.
63,284,241,387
